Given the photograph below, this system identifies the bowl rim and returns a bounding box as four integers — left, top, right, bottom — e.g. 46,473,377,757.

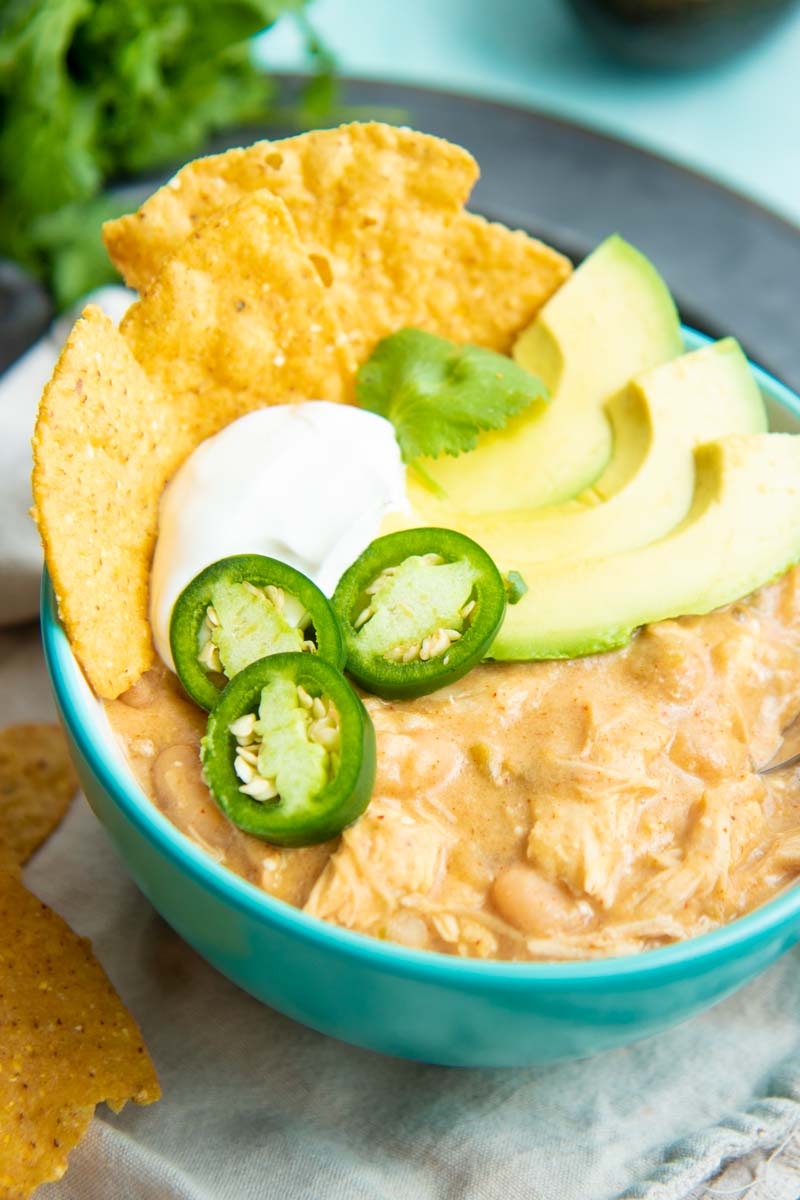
42,325,800,989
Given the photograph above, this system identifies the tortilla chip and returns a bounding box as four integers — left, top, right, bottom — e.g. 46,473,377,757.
0,871,159,1198
103,122,479,295
120,191,355,439
418,212,572,351
0,724,78,872
294,208,572,361
104,123,569,361
32,306,192,699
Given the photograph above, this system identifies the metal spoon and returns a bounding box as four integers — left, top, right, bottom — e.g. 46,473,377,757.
759,715,800,774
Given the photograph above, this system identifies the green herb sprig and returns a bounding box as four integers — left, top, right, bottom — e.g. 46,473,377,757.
0,0,326,307
357,327,548,469
503,571,529,605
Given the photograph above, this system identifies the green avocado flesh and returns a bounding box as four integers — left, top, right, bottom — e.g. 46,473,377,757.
490,434,800,661
453,338,767,565
355,556,478,657
252,677,329,811
209,582,304,677
410,234,682,516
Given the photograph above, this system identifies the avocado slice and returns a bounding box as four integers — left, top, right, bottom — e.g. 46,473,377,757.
410,235,682,516
490,433,800,660
453,338,767,564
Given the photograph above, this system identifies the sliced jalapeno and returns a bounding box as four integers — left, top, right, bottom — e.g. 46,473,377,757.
170,555,345,711
201,652,376,846
332,528,506,699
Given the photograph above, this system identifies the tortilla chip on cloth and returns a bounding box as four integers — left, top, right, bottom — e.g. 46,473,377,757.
0,870,160,1198
0,724,78,873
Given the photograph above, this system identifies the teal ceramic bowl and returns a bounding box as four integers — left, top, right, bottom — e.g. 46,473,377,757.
42,327,800,1068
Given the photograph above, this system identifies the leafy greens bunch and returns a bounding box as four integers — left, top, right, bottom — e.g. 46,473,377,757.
0,0,323,306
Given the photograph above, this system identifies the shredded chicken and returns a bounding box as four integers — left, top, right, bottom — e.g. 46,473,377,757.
107,567,800,962
304,798,453,941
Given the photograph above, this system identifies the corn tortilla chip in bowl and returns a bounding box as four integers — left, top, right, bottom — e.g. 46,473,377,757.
35,122,800,1067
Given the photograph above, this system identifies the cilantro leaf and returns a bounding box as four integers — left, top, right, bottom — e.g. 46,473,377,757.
357,328,548,464
0,0,331,308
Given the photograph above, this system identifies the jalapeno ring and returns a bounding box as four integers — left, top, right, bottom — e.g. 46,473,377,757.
170,554,345,711
201,652,376,847
332,528,506,699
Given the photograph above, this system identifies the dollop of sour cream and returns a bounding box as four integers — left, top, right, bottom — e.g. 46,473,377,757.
150,402,409,670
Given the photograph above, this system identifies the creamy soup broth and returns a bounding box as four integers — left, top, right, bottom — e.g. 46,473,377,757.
105,568,800,962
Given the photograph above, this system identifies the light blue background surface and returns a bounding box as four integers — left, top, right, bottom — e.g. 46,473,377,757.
257,0,800,225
